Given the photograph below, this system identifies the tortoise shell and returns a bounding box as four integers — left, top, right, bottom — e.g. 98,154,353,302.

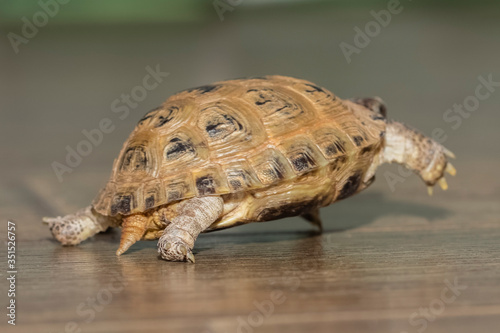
92,75,385,216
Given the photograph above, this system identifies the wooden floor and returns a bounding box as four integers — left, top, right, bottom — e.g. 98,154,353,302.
1,4,500,333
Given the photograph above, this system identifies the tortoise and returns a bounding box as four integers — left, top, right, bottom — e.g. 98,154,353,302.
43,75,456,263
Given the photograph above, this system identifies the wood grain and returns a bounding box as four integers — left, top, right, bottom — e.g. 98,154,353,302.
1,157,500,333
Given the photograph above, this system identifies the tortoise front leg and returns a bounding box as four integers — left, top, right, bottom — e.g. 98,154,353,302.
158,196,224,263
383,120,456,193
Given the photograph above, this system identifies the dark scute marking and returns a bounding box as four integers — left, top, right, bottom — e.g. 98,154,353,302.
165,138,195,159
325,140,346,156
156,116,170,127
229,179,242,190
185,84,220,94
325,144,337,156
167,191,181,202
138,107,161,125
196,176,216,195
250,88,275,106
205,114,243,138
291,153,316,172
304,83,325,93
260,156,288,183
353,136,364,146
361,146,373,155
255,99,271,106
270,157,287,180
371,114,386,121
121,146,148,171
123,150,133,165
337,172,363,200
257,201,316,222
154,106,179,128
227,170,247,188
336,141,346,153
111,195,131,215
205,123,219,136
145,196,155,209
329,156,347,173
274,105,287,113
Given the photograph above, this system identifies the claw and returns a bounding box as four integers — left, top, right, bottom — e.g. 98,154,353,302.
42,216,63,225
443,147,456,159
42,217,53,224
427,186,434,196
186,251,195,263
438,178,448,191
446,162,456,176
179,244,195,263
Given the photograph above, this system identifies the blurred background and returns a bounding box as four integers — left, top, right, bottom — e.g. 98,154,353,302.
1,0,499,201
1,1,500,332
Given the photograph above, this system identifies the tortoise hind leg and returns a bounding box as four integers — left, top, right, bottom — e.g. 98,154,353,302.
158,196,223,263
301,208,323,233
43,206,113,245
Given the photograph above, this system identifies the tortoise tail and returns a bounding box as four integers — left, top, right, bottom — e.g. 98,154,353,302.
116,214,148,256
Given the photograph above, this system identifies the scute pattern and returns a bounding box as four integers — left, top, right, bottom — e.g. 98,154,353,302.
278,136,328,174
223,160,263,191
249,148,295,185
196,101,267,159
160,127,209,172
163,172,196,203
138,103,186,129
120,146,149,172
192,166,230,196
311,127,351,160
93,75,385,216
244,87,315,137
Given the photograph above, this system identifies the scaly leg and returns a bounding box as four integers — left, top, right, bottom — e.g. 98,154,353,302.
158,196,224,263
383,121,456,193
43,206,114,245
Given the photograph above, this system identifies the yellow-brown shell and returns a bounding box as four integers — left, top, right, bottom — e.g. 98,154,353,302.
93,75,385,216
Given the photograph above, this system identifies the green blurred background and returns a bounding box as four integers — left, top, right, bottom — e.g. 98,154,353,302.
0,0,495,25
0,0,499,218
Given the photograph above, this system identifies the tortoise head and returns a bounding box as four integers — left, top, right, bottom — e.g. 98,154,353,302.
349,97,387,118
